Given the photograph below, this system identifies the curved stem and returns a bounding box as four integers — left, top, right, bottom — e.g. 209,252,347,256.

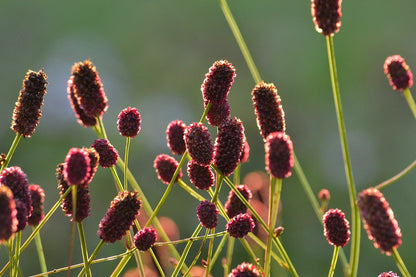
328,246,340,277
392,248,412,277
376,159,416,190
403,88,416,119
1,133,22,171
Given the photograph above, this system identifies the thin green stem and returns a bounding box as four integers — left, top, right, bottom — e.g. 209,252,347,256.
376,159,416,190
233,163,241,186
12,231,22,277
109,166,124,192
110,252,133,277
392,248,412,277
77,223,91,277
204,229,215,277
224,236,235,275
182,228,209,277
155,231,227,246
77,240,105,277
403,88,416,119
208,233,229,274
96,116,108,140
247,233,285,267
211,174,224,204
124,137,130,191
1,133,22,171
328,246,340,277
148,248,165,277
326,35,360,277
8,239,14,276
33,226,48,276
178,179,205,202
239,238,264,273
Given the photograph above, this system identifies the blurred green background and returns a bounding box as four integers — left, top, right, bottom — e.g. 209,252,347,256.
1,0,415,276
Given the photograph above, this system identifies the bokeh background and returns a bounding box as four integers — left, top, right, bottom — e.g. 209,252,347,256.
1,0,415,276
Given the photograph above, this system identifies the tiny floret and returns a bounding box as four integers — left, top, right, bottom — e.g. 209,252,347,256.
384,55,413,90
63,148,91,186
265,132,294,179
196,200,219,229
226,213,255,238
201,60,236,104
134,227,157,251
311,0,343,36
184,122,214,166
166,120,187,155
117,107,141,137
153,154,182,185
323,208,350,247
91,139,119,168
228,262,260,277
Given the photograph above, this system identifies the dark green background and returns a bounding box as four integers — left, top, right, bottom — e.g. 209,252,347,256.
1,0,415,276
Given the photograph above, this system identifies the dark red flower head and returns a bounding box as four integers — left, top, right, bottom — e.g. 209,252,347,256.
15,199,28,231
311,0,342,36
0,166,32,218
11,69,47,138
187,161,214,190
252,82,286,140
91,139,119,168
56,163,91,222
117,107,141,138
378,272,399,277
201,60,236,104
228,262,260,277
153,154,182,185
323,208,350,247
63,148,91,186
67,78,97,127
166,120,187,155
28,184,45,226
265,132,294,179
184,122,214,166
69,60,108,118
83,147,99,185
196,200,219,229
357,188,401,255
134,227,157,251
226,213,255,238
205,98,231,127
97,191,141,243
239,140,250,164
0,186,18,242
384,55,413,90
225,185,252,219
214,118,245,177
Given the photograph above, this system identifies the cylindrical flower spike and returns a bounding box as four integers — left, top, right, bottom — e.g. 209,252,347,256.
11,69,48,137
153,154,182,185
0,186,18,243
201,60,236,104
57,164,91,222
63,148,91,186
265,132,294,179
239,140,250,164
214,118,245,177
117,107,141,138
134,227,157,251
187,161,214,190
323,208,350,247
311,0,343,36
357,188,402,255
83,147,99,185
15,200,28,231
384,55,413,90
205,98,231,127
378,272,399,277
226,213,255,238
224,185,252,218
69,60,108,118
196,200,219,229
228,262,260,277
251,82,286,140
28,184,45,226
166,120,187,155
184,122,214,166
97,191,141,243
91,139,119,168
67,79,97,127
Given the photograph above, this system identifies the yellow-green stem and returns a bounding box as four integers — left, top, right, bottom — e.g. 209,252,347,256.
376,159,416,190
392,248,412,277
12,231,22,277
77,240,105,277
208,232,229,274
182,228,210,277
178,179,205,202
110,252,133,277
204,228,215,277
77,223,91,277
124,137,130,191
33,227,48,276
1,133,22,172
403,88,416,119
328,246,340,277
224,236,235,275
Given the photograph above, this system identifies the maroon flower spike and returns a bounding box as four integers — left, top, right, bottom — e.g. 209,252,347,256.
153,154,182,185
134,227,157,251
187,161,214,190
166,120,187,155
11,69,47,137
252,82,286,140
57,164,91,222
83,147,99,185
67,78,97,127
214,118,245,177
0,186,18,243
265,132,294,179
0,166,32,218
239,140,250,164
378,272,399,277
97,191,141,243
205,98,231,127
357,188,402,255
226,213,255,238
323,208,350,247
70,60,108,118
91,139,119,168
228,262,260,277
63,148,91,186
15,200,28,231
196,200,219,229
225,185,252,218
384,55,413,90
28,184,45,226
201,60,236,104
184,122,214,166
311,0,342,36
117,107,141,137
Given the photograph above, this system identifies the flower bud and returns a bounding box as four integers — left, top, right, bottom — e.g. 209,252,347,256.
201,60,236,104
0,186,18,242
224,185,252,218
153,154,182,185
187,161,214,190
228,262,260,277
265,132,294,179
117,107,141,138
384,55,413,90
28,184,45,226
378,272,399,277
311,0,342,36
196,200,219,229
184,122,214,166
91,139,119,168
134,227,157,251
166,120,187,155
226,213,255,238
205,98,231,127
323,208,350,247
63,148,91,186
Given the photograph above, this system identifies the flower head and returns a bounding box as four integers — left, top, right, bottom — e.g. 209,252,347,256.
134,227,157,251
323,208,350,247
225,185,252,219
265,132,294,179
63,148,91,186
117,107,141,137
11,69,47,137
196,200,219,229
384,55,413,90
67,78,97,127
15,200,28,231
166,120,187,155
228,262,260,277
311,0,343,36
28,184,45,226
0,186,18,243
187,161,214,190
153,154,182,185
201,60,236,104
184,122,214,166
91,139,119,168
378,272,399,277
84,147,99,185
226,213,255,238
205,98,231,127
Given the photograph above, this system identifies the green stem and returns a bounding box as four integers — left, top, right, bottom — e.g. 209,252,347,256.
178,179,206,202
8,239,14,277
376,159,416,190
328,246,340,277
403,88,416,119
392,248,412,277
208,233,229,274
182,228,210,277
1,133,22,171
77,223,91,277
124,137,130,191
239,238,264,273
77,240,105,277
96,116,108,140
109,166,124,192
33,226,48,276
110,252,133,277
211,174,224,204
248,233,285,267
155,231,227,246
148,248,165,277
326,35,360,277
224,236,235,275
204,229,215,277
233,163,241,186
12,231,22,277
